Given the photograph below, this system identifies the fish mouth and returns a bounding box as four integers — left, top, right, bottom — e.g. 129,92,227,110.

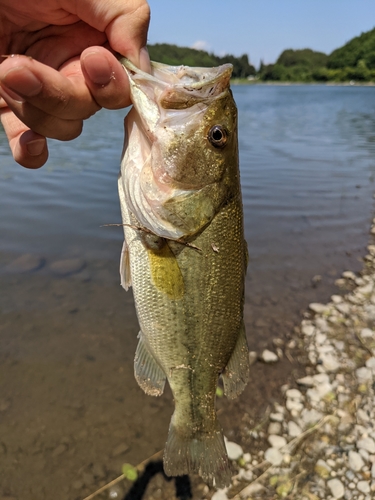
120,58,233,109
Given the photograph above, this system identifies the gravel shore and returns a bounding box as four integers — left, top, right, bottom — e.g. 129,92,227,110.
215,236,375,499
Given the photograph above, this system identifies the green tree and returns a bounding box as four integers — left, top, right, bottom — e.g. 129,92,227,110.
277,48,328,68
147,44,256,78
328,28,375,69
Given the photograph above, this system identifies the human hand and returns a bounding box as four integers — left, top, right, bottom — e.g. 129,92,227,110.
0,0,150,168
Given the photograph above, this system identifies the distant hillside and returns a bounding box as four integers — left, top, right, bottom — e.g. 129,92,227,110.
147,28,375,83
147,43,256,78
328,28,375,69
259,48,328,82
259,27,375,82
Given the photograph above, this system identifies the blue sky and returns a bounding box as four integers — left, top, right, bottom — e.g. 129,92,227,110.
147,0,375,68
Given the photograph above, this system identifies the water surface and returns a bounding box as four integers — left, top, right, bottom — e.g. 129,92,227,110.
1,85,375,499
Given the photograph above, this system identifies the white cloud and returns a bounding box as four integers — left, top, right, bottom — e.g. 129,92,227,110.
191,40,211,52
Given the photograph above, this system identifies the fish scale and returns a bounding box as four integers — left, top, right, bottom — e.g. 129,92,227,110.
118,58,250,488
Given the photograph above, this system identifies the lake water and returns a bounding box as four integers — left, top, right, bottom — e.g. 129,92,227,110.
1,85,375,499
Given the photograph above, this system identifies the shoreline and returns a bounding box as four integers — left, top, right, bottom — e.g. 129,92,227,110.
214,222,375,499
231,79,375,87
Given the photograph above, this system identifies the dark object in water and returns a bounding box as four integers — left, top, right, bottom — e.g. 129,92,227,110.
124,460,192,500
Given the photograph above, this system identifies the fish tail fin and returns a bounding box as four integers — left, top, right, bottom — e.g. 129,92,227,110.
163,415,232,488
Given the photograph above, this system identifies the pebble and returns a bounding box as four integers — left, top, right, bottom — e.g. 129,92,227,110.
108,485,125,499
348,450,365,472
49,258,85,276
342,271,357,280
5,253,45,273
320,352,340,372
356,367,373,383
288,421,302,437
358,283,373,295
297,375,314,387
301,323,315,336
111,443,129,457
72,480,84,490
360,328,375,338
315,459,331,478
225,440,243,460
366,357,375,370
211,489,229,500
248,351,258,365
357,480,370,493
331,295,343,304
300,408,323,426
285,389,303,400
261,349,278,363
357,437,375,454
309,303,327,314
286,399,304,413
51,444,67,457
270,412,284,423
268,422,282,435
264,447,283,466
327,478,345,499
268,435,287,449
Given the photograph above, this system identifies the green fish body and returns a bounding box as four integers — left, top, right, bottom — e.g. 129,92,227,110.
118,59,249,488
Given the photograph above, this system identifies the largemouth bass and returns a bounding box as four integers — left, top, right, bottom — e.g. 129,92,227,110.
118,58,249,488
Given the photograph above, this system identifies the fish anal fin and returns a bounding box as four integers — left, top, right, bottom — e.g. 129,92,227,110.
120,239,132,290
222,323,250,399
134,332,166,396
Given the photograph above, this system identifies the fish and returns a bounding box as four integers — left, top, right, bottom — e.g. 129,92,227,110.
118,58,250,488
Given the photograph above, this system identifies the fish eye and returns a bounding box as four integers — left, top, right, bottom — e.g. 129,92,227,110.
208,125,228,149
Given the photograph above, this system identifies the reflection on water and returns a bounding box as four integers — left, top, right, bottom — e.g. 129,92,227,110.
1,86,375,499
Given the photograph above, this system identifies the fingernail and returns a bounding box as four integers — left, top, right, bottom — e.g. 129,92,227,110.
26,138,45,156
82,51,112,86
2,67,42,97
0,85,25,103
139,47,152,73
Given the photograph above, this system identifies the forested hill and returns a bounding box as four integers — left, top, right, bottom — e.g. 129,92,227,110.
259,27,375,82
148,27,375,83
147,43,256,78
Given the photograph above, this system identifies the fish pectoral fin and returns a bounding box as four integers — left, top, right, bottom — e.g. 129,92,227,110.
119,240,132,290
221,322,250,399
134,332,166,396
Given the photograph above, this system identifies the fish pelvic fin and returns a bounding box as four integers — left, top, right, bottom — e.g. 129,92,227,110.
163,416,232,489
221,322,250,399
119,239,132,290
134,332,166,396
